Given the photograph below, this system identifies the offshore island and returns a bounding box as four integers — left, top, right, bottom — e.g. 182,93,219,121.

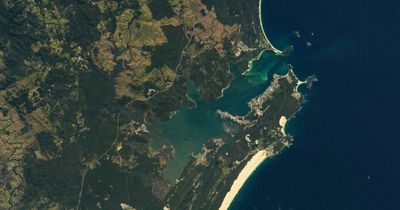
0,0,315,209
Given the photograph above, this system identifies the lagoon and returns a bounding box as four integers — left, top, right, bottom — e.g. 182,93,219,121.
150,50,289,182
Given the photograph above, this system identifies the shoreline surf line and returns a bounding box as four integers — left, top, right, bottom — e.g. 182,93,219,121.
258,0,283,55
242,0,286,77
217,71,308,210
218,149,273,210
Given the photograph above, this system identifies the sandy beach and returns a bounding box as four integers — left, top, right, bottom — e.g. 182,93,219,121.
258,0,283,54
279,116,288,135
242,0,284,76
219,0,292,209
219,149,274,210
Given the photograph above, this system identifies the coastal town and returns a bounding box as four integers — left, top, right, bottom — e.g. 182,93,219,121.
0,0,314,209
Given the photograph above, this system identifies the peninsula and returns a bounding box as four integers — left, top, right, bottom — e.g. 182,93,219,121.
0,0,314,209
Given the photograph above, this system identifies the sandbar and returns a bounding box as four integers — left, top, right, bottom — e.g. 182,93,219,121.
219,149,274,210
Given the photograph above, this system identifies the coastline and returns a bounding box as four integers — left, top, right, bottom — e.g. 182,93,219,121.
258,0,283,54
241,0,285,77
219,149,273,210
218,71,305,210
217,1,294,208
217,0,313,206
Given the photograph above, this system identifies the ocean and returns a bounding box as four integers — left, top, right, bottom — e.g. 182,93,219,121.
230,0,400,209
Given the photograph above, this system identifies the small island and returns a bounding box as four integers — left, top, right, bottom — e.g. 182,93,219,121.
0,0,314,209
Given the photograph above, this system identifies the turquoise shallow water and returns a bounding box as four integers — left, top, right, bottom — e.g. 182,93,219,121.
243,50,288,85
231,0,400,209
150,51,289,182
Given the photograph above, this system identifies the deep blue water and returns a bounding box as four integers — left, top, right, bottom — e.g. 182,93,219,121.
231,0,400,209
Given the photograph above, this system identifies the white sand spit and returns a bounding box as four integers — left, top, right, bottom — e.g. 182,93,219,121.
279,116,287,135
219,149,272,210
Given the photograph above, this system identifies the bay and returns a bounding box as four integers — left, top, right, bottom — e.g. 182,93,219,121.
231,0,400,209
